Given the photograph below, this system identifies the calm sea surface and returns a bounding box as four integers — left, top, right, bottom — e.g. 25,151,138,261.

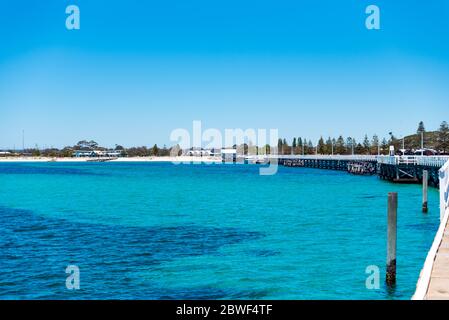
0,162,440,299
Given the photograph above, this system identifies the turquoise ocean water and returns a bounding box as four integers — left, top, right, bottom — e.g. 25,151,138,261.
0,162,440,299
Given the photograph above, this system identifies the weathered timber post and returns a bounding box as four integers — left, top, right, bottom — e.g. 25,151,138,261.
386,192,397,286
422,170,428,213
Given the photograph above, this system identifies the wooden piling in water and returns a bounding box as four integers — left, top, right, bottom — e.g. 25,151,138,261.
386,192,397,286
422,170,428,213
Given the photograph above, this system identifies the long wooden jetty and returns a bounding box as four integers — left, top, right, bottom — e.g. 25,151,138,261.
377,156,446,187
265,155,448,187
279,155,378,176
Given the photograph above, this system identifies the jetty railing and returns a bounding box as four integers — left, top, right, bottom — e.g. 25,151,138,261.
266,155,378,161
440,160,449,221
377,156,415,165
250,154,449,170
412,159,449,300
261,154,449,166
419,156,449,168
376,156,449,167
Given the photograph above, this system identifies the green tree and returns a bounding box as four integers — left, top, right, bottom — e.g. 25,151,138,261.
160,145,169,156
417,121,426,134
346,137,353,155
437,121,449,153
282,139,289,155
307,141,314,154
381,138,388,155
277,138,283,155
355,143,364,154
325,137,332,154
335,135,345,154
297,137,303,154
317,137,325,154
388,132,401,151
60,147,73,157
75,140,99,150
32,149,41,157
151,144,159,156
363,134,371,154
302,139,308,154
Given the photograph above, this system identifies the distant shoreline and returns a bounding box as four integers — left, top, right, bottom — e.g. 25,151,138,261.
0,156,222,163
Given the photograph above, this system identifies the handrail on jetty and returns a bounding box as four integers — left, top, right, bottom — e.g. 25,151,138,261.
413,159,449,300
267,154,378,161
272,153,449,187
440,160,449,220
377,155,449,167
263,154,449,168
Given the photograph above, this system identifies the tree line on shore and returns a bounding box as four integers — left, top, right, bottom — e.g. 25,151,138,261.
3,121,448,157
14,140,177,158
276,121,449,155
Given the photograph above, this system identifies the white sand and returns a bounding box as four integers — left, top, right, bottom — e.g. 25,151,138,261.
0,156,222,163
112,156,221,163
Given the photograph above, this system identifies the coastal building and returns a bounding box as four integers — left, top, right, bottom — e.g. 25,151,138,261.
185,148,237,161
414,148,438,156
209,148,222,157
73,150,123,158
0,151,12,157
221,148,237,162
186,148,222,157
187,149,211,157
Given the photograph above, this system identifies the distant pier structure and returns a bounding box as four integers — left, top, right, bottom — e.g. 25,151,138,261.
271,155,449,187
377,156,447,187
280,155,378,175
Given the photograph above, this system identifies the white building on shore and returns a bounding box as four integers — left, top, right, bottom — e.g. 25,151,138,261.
73,150,123,158
186,148,222,157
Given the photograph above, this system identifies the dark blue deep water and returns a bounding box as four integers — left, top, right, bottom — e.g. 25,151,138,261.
0,162,440,299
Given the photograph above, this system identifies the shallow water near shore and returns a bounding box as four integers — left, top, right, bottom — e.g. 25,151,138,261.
0,162,440,299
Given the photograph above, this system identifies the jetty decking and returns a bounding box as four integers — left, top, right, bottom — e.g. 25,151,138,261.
413,159,449,300
426,216,449,299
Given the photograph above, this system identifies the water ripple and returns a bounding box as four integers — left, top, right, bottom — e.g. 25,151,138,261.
0,206,264,299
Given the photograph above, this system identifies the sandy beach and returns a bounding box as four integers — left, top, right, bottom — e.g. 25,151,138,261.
0,156,222,163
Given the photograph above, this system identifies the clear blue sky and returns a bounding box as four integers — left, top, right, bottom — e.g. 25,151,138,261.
1,0,449,149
